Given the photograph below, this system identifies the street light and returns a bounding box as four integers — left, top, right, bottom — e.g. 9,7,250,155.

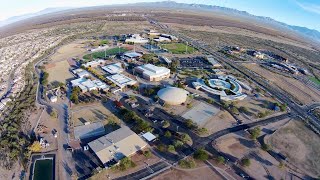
176,125,179,132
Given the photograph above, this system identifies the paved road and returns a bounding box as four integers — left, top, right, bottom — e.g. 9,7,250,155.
114,161,170,180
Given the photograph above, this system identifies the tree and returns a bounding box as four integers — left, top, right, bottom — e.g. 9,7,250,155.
178,158,196,169
196,127,208,135
49,109,58,118
118,157,135,171
162,120,170,128
157,144,166,152
239,106,249,114
207,99,214,104
167,145,175,152
173,140,184,148
123,110,136,122
230,107,239,114
185,119,196,129
28,141,41,152
193,148,209,161
180,133,191,143
241,158,251,167
250,127,261,140
217,156,225,164
164,131,172,138
278,161,285,169
143,150,152,158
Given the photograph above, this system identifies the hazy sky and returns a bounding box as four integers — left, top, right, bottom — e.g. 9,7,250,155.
1,0,320,31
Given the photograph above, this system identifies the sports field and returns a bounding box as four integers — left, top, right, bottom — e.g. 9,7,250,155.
161,43,196,54
83,47,128,60
309,76,320,85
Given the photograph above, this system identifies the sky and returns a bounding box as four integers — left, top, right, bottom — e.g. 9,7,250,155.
1,0,320,31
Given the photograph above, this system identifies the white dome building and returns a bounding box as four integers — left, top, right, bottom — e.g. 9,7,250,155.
157,87,188,105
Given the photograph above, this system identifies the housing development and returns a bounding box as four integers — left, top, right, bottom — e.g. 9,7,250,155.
0,2,320,180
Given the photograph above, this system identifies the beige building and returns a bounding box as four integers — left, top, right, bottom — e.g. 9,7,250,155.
88,126,147,166
134,64,170,82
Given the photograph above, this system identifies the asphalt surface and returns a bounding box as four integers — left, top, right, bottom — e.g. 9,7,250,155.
114,161,170,180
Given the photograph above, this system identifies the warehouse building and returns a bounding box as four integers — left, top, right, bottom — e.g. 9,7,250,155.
101,63,124,74
88,126,148,167
134,64,170,81
106,74,137,88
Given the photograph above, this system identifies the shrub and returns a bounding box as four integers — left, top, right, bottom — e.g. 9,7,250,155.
193,148,209,161
261,143,271,151
157,144,166,152
249,127,261,140
162,120,170,128
217,156,225,164
167,145,175,152
164,131,172,138
143,150,152,158
178,158,196,169
241,158,251,167
118,157,136,171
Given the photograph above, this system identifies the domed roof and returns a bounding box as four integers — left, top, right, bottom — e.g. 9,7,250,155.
157,87,188,105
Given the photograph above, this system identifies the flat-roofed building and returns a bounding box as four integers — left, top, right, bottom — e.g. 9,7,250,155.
83,59,106,68
106,74,137,88
125,34,149,44
101,63,124,74
88,126,148,166
77,70,90,78
71,78,109,92
74,122,106,141
134,64,170,81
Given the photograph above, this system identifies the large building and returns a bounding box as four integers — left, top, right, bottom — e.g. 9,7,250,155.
88,126,148,167
125,34,149,44
157,87,189,105
106,74,137,88
101,63,124,75
71,78,109,92
74,122,105,141
134,64,170,81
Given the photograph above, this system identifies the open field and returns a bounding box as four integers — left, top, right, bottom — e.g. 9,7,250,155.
243,63,320,104
266,120,320,177
161,43,196,54
50,40,87,62
83,47,128,60
71,103,120,126
45,60,74,84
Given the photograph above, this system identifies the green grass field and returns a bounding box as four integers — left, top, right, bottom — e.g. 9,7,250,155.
161,43,196,54
83,47,128,60
309,76,320,85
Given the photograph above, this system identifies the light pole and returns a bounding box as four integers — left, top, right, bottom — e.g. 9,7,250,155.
176,125,179,132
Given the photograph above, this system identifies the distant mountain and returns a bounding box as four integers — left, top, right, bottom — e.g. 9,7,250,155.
1,1,320,43
136,1,320,43
0,7,72,27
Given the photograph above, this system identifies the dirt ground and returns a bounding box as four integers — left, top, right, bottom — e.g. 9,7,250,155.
46,40,88,83
152,166,223,180
266,120,320,177
203,110,237,134
90,149,160,180
243,63,320,105
71,103,120,127
101,21,154,35
46,60,74,83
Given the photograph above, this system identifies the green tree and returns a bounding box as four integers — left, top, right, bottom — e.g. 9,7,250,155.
261,143,271,151
180,133,191,143
241,158,251,167
173,140,184,148
164,131,172,138
178,158,196,169
167,145,175,152
118,157,135,171
143,150,152,158
250,127,261,140
162,120,170,128
157,144,166,152
217,156,225,164
193,148,209,161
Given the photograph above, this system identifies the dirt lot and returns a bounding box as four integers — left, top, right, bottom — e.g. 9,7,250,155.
152,166,223,180
101,21,153,35
45,40,88,83
90,149,160,180
266,120,320,177
46,60,74,83
243,63,320,105
71,103,120,127
202,110,237,134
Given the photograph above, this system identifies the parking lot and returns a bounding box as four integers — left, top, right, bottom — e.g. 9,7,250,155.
178,56,212,69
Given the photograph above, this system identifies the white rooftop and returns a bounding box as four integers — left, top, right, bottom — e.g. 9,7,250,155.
136,64,170,77
142,132,156,142
101,63,124,74
106,74,137,88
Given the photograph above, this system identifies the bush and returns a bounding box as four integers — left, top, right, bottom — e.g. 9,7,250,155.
167,145,175,152
28,141,41,152
162,120,170,128
178,158,196,169
164,131,172,138
143,150,152,158
217,156,225,164
118,157,136,171
173,140,184,148
157,144,166,152
249,127,261,140
193,148,209,161
241,158,251,167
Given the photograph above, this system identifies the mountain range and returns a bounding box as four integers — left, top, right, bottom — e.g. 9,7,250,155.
0,1,319,43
